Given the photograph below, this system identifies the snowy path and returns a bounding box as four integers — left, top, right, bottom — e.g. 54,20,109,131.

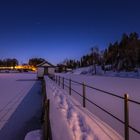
45,76,123,140
0,73,37,130
55,73,140,140
0,73,42,140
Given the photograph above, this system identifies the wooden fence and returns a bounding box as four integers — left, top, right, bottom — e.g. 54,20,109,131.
42,79,52,140
55,75,140,140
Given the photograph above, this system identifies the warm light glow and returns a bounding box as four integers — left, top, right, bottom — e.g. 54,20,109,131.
0,67,13,69
0,65,37,71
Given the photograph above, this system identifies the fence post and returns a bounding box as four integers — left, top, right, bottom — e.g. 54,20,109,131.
43,99,50,140
42,79,46,98
83,82,86,107
69,79,71,95
59,76,60,86
47,99,50,140
42,80,44,96
42,79,46,110
63,77,64,89
124,94,129,140
55,75,57,83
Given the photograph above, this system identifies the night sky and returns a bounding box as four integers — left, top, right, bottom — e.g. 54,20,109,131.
0,0,140,64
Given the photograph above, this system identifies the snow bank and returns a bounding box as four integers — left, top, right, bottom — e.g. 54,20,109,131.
45,76,123,140
24,130,42,140
72,66,104,75
56,73,140,140
69,66,140,78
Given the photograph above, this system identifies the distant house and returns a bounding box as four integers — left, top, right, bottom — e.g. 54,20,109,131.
56,64,72,73
55,64,67,73
37,61,55,79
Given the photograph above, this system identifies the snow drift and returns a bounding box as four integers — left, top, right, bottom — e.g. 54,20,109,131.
45,76,123,140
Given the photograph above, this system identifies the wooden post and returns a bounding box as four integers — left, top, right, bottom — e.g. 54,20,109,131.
41,79,46,120
63,77,64,89
124,94,129,140
59,76,60,86
44,80,47,98
45,99,50,140
69,79,71,95
43,100,48,140
83,82,86,107
42,79,46,97
42,80,44,95
55,75,57,83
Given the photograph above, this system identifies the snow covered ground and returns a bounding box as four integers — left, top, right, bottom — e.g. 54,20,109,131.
25,130,42,140
1,72,138,140
45,76,123,140
0,73,37,130
68,66,140,79
55,73,140,140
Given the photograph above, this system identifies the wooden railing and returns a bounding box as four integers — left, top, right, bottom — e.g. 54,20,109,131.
42,79,52,140
55,75,140,140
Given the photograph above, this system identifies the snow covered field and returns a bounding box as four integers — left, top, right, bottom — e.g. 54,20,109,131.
0,73,37,130
69,66,140,79
55,73,140,140
1,72,139,140
45,76,123,140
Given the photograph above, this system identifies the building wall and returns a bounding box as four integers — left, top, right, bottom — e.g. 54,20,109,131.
37,67,44,78
44,67,55,75
44,68,48,75
48,67,55,75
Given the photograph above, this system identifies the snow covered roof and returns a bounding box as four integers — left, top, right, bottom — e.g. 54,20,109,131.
37,61,55,67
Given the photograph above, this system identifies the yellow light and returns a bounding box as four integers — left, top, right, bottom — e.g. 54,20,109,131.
0,65,37,71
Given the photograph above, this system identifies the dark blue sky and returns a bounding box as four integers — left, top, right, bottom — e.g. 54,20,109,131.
0,0,140,64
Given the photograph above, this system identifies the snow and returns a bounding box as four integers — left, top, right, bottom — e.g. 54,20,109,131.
0,73,37,130
1,72,139,140
24,130,42,140
44,76,123,140
69,66,140,78
55,73,140,140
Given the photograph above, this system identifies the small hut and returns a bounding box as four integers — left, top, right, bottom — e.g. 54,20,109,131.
37,61,55,79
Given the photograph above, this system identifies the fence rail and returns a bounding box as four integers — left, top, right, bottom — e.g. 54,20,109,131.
55,75,140,140
42,79,52,140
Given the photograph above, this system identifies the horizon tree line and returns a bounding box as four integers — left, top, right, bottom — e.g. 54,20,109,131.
0,58,46,68
1,32,140,71
60,32,140,72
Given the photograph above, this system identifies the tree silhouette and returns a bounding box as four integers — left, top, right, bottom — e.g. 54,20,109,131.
28,58,45,67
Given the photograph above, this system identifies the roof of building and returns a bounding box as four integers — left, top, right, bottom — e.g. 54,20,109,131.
37,61,55,67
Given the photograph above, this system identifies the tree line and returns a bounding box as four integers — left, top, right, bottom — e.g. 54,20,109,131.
0,58,18,68
1,32,140,72
61,32,140,71
0,58,45,68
